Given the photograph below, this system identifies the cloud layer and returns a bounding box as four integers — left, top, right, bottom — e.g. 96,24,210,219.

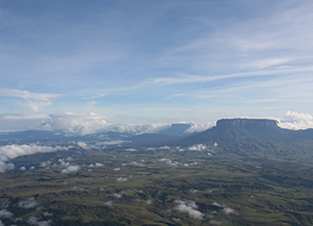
0,144,68,173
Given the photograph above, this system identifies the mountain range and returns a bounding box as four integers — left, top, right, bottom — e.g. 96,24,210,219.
129,118,313,162
1,118,313,162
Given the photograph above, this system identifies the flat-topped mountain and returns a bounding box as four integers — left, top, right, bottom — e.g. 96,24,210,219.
215,118,278,130
173,118,313,162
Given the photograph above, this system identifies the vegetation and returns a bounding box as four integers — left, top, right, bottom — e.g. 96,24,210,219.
1,148,313,226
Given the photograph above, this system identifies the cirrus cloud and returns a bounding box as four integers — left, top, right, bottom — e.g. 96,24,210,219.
0,88,63,112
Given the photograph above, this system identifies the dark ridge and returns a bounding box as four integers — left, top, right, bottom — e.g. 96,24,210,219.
159,123,192,136
127,133,180,147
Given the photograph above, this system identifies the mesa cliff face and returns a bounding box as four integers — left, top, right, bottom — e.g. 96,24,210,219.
215,118,278,131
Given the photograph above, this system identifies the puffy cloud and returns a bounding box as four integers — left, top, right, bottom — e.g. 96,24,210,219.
117,177,128,182
88,163,104,168
222,207,238,215
174,199,204,220
0,161,14,173
40,112,169,136
188,144,207,151
159,158,179,166
111,193,123,199
20,166,26,171
61,165,81,174
278,111,313,130
107,123,169,134
18,197,38,209
41,112,109,136
105,201,113,207
0,209,13,218
212,202,238,216
186,122,213,133
77,141,88,149
27,216,52,226
95,163,104,167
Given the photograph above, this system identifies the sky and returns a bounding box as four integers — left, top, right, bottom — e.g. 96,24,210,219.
1,0,313,132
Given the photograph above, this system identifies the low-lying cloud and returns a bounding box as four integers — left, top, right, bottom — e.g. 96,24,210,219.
278,111,313,130
174,199,204,220
18,197,38,209
27,216,52,226
0,209,13,218
0,144,68,173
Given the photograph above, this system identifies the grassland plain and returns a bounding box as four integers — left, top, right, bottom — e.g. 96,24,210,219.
1,148,313,225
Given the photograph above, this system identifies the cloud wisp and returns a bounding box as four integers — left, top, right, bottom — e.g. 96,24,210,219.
0,88,63,112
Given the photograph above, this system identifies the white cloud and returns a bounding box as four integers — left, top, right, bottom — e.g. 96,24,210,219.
111,193,123,199
18,197,38,209
174,199,204,220
43,212,53,217
116,177,128,182
186,122,213,133
41,112,109,136
104,200,113,207
0,88,63,112
278,111,313,130
0,209,13,218
27,216,52,226
188,144,207,151
95,163,104,167
0,144,66,173
0,144,57,160
0,161,14,173
77,141,88,149
222,207,238,216
247,58,291,69
159,158,179,166
122,161,144,167
61,165,81,174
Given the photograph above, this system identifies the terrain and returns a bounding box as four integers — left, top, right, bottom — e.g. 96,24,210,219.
1,118,313,226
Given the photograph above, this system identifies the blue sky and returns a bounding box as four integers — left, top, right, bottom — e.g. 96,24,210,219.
1,0,313,131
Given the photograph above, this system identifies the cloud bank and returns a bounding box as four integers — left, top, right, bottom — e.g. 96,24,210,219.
0,144,68,173
278,111,313,130
1,111,313,137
